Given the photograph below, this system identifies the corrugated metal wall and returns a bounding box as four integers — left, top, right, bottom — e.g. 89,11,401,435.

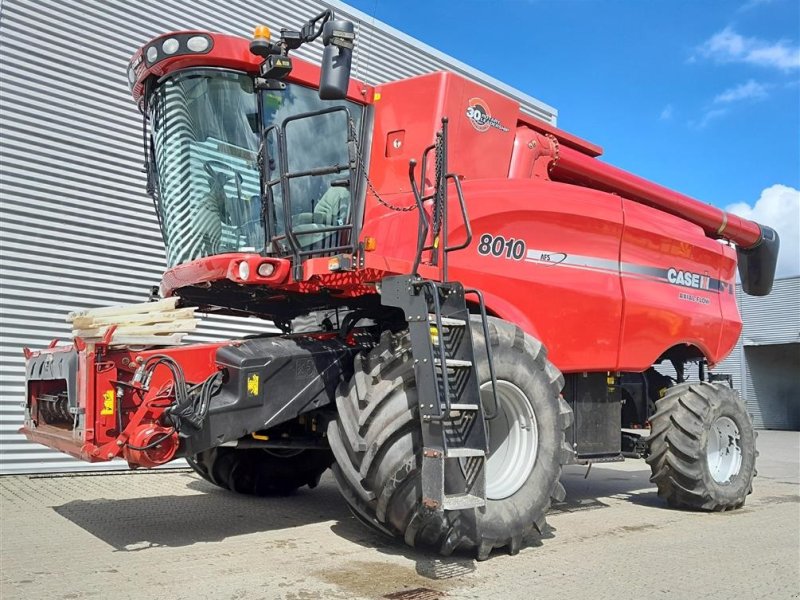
0,0,557,474
738,277,800,346
676,276,799,429
737,276,800,429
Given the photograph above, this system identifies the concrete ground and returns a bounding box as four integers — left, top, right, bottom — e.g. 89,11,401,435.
1,431,798,600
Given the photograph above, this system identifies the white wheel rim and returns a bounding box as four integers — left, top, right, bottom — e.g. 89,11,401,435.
480,380,538,500
706,416,742,484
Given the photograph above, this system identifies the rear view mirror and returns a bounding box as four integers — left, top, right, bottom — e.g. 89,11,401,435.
319,20,355,100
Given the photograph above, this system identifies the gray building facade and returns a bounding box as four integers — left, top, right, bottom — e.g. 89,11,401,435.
712,276,800,431
0,0,557,474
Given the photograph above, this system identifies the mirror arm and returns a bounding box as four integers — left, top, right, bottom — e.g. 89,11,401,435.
281,9,333,51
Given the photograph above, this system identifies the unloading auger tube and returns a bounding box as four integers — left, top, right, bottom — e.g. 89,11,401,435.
530,133,780,296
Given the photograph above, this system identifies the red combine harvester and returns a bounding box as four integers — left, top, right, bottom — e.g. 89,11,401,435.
21,9,779,559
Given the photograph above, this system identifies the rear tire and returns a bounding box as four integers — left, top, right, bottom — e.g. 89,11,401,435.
327,318,573,559
188,447,333,496
646,381,757,510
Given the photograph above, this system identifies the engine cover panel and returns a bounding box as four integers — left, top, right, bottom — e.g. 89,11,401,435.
181,333,368,455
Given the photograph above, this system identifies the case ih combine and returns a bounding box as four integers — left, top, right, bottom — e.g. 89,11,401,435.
21,9,779,560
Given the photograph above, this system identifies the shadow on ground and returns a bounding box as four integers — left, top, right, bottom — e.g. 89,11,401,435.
328,514,552,576
52,471,350,551
328,464,660,570
52,464,659,560
559,464,661,510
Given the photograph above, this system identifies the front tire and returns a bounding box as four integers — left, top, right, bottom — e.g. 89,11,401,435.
187,447,333,496
646,381,757,510
327,318,573,559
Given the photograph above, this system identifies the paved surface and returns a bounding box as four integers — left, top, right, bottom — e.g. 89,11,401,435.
1,431,798,600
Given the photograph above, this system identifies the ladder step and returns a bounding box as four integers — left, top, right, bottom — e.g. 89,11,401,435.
434,358,473,368
443,493,486,510
447,403,479,411
445,447,486,458
428,314,467,327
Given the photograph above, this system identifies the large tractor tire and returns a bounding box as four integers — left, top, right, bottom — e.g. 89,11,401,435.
327,318,573,560
187,446,333,496
646,381,757,510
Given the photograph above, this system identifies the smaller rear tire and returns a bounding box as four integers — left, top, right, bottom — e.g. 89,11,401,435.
646,381,757,510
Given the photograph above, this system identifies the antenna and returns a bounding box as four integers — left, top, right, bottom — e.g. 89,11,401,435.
360,0,379,84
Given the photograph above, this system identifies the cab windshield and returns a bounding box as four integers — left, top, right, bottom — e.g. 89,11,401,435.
149,69,362,267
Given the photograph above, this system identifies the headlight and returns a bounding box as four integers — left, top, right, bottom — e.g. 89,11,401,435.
162,38,179,55
257,262,275,277
127,67,136,85
139,34,213,71
238,261,250,281
187,35,210,52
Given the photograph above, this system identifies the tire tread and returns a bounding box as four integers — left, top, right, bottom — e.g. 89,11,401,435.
328,321,572,559
646,382,756,511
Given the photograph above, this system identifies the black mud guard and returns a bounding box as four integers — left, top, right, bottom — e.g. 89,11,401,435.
180,333,368,455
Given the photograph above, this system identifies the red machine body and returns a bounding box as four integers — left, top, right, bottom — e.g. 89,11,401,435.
20,29,773,467
359,70,745,372
133,33,749,371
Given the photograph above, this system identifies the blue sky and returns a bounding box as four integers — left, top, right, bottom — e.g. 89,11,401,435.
346,0,800,275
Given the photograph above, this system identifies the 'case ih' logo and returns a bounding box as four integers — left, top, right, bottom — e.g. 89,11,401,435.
466,98,509,133
667,268,711,290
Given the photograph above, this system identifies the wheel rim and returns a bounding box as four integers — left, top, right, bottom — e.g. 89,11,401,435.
480,380,538,500
706,416,742,484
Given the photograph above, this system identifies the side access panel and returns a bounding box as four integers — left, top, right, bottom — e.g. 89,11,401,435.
368,71,519,196
618,199,734,370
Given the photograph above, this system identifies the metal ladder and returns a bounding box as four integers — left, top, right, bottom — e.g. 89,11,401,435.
380,117,499,512
381,276,497,511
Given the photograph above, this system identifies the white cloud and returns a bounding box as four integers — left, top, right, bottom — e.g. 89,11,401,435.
696,27,800,70
713,80,770,103
659,104,674,120
726,184,800,277
691,80,770,128
690,107,729,129
737,0,775,13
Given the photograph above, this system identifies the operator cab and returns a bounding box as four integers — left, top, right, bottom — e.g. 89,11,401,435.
148,70,364,267
130,11,366,280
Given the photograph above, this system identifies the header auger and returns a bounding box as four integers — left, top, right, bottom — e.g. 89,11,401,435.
22,7,774,560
